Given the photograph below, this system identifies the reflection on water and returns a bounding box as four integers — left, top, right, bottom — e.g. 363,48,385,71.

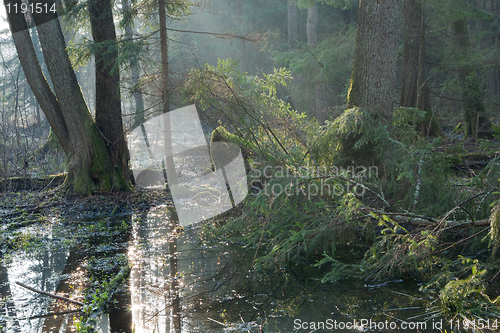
1,206,435,333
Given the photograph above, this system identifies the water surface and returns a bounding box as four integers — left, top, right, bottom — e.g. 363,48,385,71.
0,206,437,332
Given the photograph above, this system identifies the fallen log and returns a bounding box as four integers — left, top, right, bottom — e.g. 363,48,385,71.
0,173,65,192
361,207,490,227
389,214,489,227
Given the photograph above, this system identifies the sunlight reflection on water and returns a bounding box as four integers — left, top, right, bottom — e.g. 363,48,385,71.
1,206,434,333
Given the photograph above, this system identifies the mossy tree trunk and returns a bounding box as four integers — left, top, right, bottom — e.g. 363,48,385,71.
347,0,401,123
453,17,491,138
400,0,441,136
89,0,132,191
5,0,132,195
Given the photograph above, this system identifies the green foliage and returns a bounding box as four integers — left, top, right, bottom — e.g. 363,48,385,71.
489,198,500,252
362,213,439,280
309,106,453,217
425,0,493,24
390,138,455,216
273,25,356,116
76,259,131,332
420,256,500,317
184,58,309,166
393,107,426,127
315,251,365,283
310,107,387,166
293,0,357,10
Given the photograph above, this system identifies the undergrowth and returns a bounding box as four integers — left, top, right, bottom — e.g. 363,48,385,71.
191,62,500,321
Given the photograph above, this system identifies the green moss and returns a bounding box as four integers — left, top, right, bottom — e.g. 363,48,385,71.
209,126,256,170
311,107,385,167
113,162,132,192
210,126,256,150
74,160,96,196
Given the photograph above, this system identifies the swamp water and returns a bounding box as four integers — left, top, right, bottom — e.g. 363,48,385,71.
1,207,442,332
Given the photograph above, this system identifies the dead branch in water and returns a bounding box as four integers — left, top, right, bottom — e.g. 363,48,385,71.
15,281,84,306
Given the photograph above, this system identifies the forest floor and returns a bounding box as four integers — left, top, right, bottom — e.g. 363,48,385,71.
0,188,173,252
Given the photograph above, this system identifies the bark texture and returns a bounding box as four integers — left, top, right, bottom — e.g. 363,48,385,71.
89,0,132,191
399,0,421,108
6,0,131,195
347,0,401,121
32,0,115,194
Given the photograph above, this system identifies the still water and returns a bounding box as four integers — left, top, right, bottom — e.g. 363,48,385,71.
0,206,438,333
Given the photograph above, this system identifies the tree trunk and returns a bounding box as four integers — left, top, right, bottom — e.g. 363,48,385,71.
6,0,131,195
453,17,491,138
399,0,420,108
237,0,247,72
307,3,328,125
121,0,145,131
4,0,69,154
159,0,177,190
347,0,401,122
400,0,441,136
287,0,298,50
414,9,441,137
89,0,132,191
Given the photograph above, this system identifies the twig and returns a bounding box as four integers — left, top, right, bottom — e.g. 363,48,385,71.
310,175,390,208
15,282,84,306
208,317,228,327
166,27,261,43
420,45,454,90
430,227,490,256
434,190,492,233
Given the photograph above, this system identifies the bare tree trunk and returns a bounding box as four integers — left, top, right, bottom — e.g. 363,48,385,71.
13,67,21,148
35,95,42,141
159,0,177,190
32,1,116,194
237,0,247,72
287,0,298,50
122,0,145,131
415,9,441,137
399,0,420,108
453,17,491,138
307,3,328,125
400,0,441,136
347,0,401,122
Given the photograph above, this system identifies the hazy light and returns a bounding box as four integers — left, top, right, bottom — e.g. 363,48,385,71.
0,2,9,33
